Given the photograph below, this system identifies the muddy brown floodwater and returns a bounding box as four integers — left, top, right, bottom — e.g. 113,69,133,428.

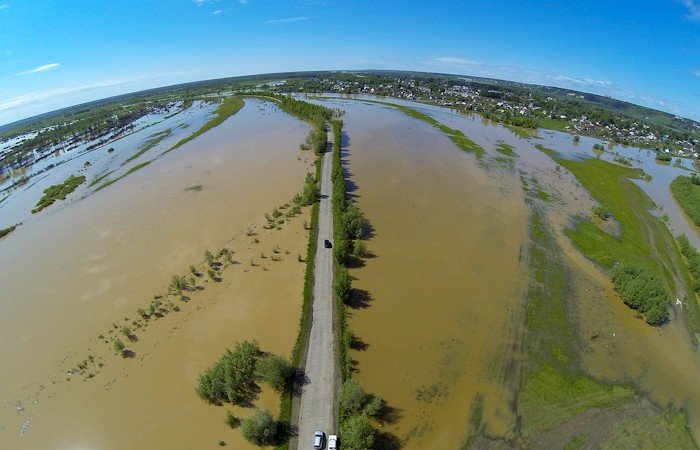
319,96,700,446
326,98,530,447
0,98,315,449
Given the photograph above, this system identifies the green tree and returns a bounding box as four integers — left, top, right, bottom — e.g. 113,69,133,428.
241,408,278,446
195,340,261,404
339,415,374,450
340,379,367,418
334,266,352,302
255,354,292,392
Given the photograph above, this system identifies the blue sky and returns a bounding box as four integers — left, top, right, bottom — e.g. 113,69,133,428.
0,0,699,125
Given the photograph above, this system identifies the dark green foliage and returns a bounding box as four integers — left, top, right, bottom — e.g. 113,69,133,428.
32,174,86,213
340,379,367,419
255,354,292,392
573,135,581,142
611,264,669,325
593,205,611,220
195,340,261,405
334,266,352,302
678,235,700,293
671,175,700,226
338,415,375,450
241,408,278,446
593,143,604,151
300,172,320,206
0,224,17,239
656,152,672,162
276,95,332,155
225,410,241,429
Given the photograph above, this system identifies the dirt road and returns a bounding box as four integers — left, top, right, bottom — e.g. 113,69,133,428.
294,128,339,448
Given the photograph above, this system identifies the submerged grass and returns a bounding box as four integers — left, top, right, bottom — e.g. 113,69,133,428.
534,144,700,328
124,128,171,164
365,99,485,158
519,207,635,437
162,96,244,155
495,142,517,157
88,170,114,188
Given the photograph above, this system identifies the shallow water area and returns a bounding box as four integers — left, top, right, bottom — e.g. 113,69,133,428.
0,98,314,448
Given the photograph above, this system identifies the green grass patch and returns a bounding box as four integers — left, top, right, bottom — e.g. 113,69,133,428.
125,161,151,175
495,142,517,157
671,175,700,226
505,124,540,139
537,117,570,132
536,189,550,202
519,366,634,437
603,407,696,449
163,96,244,155
534,144,686,326
32,174,86,213
124,128,171,164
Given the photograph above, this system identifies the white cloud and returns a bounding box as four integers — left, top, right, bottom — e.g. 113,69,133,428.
0,76,159,112
678,0,700,21
0,4,9,9
16,63,60,76
551,75,613,88
432,56,481,65
692,70,700,77
264,16,308,24
213,9,222,14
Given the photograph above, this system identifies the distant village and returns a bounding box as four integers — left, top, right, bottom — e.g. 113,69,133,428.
279,73,700,159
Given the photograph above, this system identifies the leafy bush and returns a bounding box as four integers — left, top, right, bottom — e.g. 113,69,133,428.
671,175,700,226
656,152,672,162
678,235,700,292
338,414,374,450
611,264,669,325
241,408,278,446
195,340,260,404
255,354,292,392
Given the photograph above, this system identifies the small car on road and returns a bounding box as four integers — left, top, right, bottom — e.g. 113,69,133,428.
314,430,325,449
328,434,338,450
324,239,332,249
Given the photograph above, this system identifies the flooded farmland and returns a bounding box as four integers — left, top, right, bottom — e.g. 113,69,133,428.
0,98,315,449
317,96,700,447
2,92,700,449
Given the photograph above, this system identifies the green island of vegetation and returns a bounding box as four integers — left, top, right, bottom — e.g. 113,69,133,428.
162,96,244,155
0,224,17,240
534,144,700,329
670,174,700,226
32,174,86,213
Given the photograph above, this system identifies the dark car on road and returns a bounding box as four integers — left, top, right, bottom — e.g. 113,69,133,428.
324,239,332,249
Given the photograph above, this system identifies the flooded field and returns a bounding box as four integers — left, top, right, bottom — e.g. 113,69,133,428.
0,98,315,448
324,98,530,447
3,92,700,448
318,96,700,447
